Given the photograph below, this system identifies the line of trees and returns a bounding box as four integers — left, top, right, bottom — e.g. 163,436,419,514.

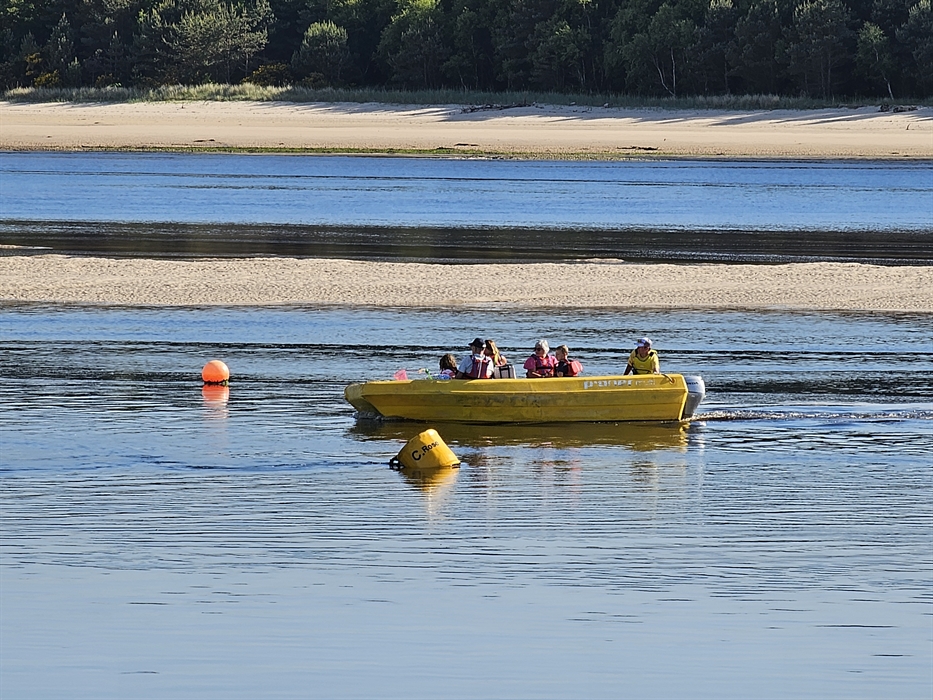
2,0,931,98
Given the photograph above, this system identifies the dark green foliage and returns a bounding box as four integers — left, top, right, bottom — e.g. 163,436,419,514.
784,0,855,98
1,0,930,97
896,0,933,95
857,21,895,97
731,0,786,93
695,0,738,93
292,20,352,84
243,60,291,83
377,0,447,87
168,0,271,83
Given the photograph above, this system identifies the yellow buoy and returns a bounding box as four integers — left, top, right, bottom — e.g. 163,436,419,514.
202,359,230,385
389,429,460,470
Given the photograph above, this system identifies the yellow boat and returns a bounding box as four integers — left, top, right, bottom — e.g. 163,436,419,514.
345,374,705,424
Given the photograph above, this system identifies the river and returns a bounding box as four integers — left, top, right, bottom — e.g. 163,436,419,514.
1,153,931,699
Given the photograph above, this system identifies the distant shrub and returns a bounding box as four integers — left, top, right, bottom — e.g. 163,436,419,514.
298,72,328,89
95,74,120,88
243,63,291,87
34,70,61,88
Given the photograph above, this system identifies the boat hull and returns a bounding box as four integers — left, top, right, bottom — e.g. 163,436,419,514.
345,374,702,424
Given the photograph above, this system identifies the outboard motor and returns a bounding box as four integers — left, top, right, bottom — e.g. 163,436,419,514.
682,375,706,419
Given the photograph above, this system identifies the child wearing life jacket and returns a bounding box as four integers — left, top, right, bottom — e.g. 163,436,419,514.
438,353,458,379
523,339,558,378
554,345,583,377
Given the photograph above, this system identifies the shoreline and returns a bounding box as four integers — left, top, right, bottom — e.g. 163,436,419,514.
1,101,931,159
2,255,931,312
4,145,929,161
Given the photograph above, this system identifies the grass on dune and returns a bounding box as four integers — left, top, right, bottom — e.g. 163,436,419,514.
5,84,928,110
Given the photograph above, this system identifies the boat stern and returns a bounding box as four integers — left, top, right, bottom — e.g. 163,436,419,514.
682,375,706,419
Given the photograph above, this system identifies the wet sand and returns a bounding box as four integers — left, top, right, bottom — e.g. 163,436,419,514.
2,101,930,312
2,255,930,312
1,101,930,158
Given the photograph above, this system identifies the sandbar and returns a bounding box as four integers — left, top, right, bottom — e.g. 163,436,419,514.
1,255,930,312
1,100,931,158
2,101,930,312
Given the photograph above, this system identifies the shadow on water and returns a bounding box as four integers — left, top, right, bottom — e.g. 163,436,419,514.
3,220,933,264
348,418,691,451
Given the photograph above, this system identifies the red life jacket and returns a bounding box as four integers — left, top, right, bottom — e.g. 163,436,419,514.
556,358,583,376
468,355,492,378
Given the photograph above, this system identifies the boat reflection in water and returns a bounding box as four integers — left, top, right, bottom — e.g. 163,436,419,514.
348,419,691,453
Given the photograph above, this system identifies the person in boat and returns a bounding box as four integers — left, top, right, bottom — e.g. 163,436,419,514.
456,337,494,379
554,345,583,377
484,339,508,367
624,337,660,375
523,339,557,378
438,353,458,379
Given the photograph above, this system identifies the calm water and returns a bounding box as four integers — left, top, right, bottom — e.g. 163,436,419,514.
1,154,932,699
2,305,932,699
2,153,933,262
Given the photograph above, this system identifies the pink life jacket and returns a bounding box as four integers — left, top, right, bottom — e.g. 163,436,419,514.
528,354,556,377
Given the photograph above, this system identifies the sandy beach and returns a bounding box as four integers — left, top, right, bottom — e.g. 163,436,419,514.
2,255,931,312
2,100,930,311
1,100,931,158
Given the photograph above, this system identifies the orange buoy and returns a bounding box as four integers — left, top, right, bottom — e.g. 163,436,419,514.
202,359,230,385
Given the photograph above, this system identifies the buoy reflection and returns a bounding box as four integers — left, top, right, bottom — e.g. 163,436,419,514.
201,384,229,420
398,464,459,490
397,464,459,519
